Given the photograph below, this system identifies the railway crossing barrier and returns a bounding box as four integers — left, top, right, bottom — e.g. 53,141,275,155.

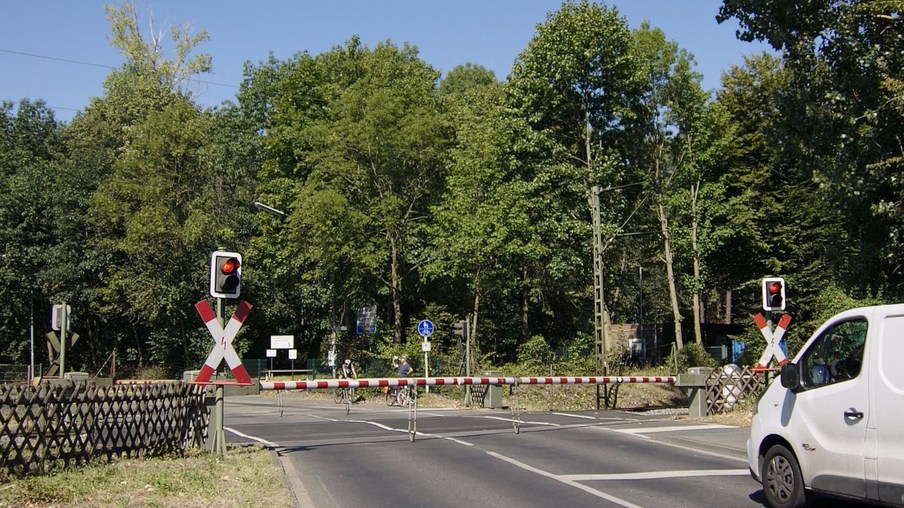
260,375,677,441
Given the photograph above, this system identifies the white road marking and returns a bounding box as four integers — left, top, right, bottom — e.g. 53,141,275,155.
485,451,644,508
224,426,279,448
560,469,750,481
611,424,736,435
551,412,597,419
483,415,560,426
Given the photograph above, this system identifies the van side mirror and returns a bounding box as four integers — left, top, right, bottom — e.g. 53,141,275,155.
780,363,801,391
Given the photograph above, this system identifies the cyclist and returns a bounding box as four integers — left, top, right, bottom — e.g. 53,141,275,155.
339,358,357,379
337,358,358,403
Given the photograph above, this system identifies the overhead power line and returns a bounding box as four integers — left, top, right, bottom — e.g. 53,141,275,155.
0,48,238,88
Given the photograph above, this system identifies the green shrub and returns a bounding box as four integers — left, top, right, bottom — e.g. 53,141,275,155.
676,343,718,371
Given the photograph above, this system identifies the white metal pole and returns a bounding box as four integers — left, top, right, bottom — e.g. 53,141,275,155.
29,302,34,381
59,302,67,377
424,347,429,394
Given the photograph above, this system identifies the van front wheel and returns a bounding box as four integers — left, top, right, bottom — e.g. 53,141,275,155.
762,444,809,508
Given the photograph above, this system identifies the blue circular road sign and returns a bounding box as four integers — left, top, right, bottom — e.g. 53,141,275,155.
417,319,434,338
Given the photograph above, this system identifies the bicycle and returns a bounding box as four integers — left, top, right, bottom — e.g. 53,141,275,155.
385,385,413,407
333,386,352,404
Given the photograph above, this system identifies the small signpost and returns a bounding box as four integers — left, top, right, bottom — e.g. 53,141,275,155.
46,303,78,377
268,335,296,378
356,306,377,334
193,299,253,456
417,319,434,338
418,319,433,392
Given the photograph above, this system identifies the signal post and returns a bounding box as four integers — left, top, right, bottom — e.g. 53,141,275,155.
196,250,251,455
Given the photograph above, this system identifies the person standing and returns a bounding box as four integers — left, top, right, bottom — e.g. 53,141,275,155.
395,355,415,405
398,355,414,378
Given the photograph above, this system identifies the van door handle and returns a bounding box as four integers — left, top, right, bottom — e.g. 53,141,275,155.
844,409,864,420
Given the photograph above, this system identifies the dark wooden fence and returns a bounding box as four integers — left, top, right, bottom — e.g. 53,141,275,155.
0,380,208,479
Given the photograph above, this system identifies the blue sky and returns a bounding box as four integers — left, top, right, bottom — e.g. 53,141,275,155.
1,1,772,123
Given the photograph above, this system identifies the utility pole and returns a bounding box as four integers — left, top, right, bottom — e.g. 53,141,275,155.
592,187,610,409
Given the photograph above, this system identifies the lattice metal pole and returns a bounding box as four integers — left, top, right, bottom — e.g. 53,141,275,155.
592,187,610,409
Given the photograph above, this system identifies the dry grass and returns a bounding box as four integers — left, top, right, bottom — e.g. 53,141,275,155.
0,445,292,508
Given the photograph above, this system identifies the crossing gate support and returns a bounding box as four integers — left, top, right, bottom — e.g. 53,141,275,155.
260,375,676,440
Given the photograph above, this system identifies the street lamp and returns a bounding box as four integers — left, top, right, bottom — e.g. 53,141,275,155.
254,201,286,218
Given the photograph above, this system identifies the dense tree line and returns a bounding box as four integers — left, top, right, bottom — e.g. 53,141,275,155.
1,0,901,378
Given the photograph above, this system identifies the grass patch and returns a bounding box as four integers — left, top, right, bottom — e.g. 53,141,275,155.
0,445,293,508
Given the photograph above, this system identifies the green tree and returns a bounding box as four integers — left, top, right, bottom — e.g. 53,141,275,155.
716,53,849,333
261,39,449,346
719,0,904,299
438,63,497,97
0,100,63,364
105,1,212,95
629,23,731,348
507,0,644,359
427,81,565,366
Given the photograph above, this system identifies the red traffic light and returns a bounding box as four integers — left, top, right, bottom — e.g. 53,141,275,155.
210,251,242,298
220,257,240,274
762,277,786,311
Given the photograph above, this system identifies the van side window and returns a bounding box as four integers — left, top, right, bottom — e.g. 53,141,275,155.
800,319,867,389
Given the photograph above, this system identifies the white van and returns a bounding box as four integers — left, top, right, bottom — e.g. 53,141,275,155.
748,304,904,507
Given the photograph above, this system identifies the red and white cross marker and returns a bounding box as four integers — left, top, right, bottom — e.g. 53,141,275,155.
195,300,253,384
753,313,791,372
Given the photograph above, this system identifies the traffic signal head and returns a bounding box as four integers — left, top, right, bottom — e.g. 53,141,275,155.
209,251,242,298
452,320,466,337
762,277,786,311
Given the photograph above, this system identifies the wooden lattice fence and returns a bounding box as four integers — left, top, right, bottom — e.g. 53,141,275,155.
704,366,765,415
0,381,208,479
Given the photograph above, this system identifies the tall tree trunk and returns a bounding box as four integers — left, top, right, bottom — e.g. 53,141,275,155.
390,237,402,345
658,201,684,349
725,289,733,324
471,292,480,372
690,182,703,346
521,266,530,342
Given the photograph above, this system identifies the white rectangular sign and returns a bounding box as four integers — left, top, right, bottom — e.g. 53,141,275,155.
266,349,277,358
270,335,294,349
421,340,431,352
288,349,298,360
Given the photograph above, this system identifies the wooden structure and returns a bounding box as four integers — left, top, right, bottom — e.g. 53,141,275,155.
0,380,207,478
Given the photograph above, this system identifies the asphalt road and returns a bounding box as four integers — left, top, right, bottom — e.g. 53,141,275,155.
223,392,766,508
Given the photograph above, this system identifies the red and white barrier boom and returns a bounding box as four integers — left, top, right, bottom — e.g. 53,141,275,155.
263,375,677,440
260,375,676,391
